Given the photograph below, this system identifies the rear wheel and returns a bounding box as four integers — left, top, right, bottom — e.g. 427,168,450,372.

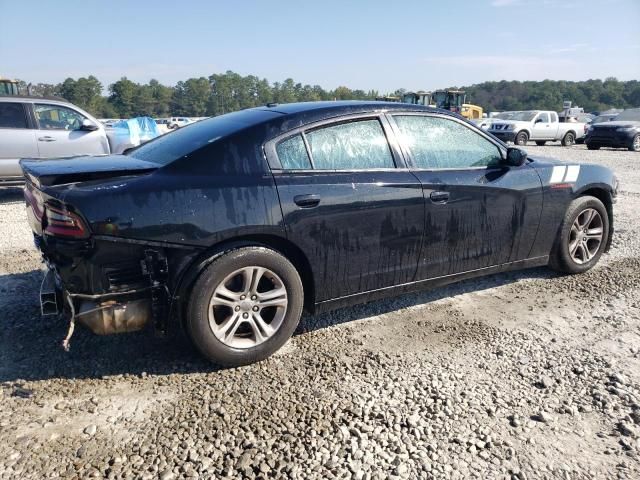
561,132,576,147
515,131,529,146
549,196,609,274
535,141,547,146
630,134,640,152
186,246,304,366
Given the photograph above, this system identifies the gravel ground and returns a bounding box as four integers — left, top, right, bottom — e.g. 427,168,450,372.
1,144,639,479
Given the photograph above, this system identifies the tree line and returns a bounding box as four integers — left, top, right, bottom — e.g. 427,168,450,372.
16,73,640,119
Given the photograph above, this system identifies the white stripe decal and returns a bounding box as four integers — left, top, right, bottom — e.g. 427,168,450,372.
550,166,566,184
564,165,580,182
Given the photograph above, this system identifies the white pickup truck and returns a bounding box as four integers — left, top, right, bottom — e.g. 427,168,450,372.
488,110,586,147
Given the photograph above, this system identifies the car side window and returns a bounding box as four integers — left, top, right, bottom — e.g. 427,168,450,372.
394,115,502,169
550,112,558,122
537,112,550,123
0,102,28,129
34,104,86,130
305,119,394,170
276,134,312,169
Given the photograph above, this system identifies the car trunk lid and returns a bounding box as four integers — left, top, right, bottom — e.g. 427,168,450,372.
20,154,158,187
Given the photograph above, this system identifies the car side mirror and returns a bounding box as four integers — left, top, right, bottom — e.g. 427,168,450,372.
80,119,98,131
505,147,527,167
535,118,544,124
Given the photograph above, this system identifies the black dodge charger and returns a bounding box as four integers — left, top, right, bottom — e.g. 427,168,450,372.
21,101,618,366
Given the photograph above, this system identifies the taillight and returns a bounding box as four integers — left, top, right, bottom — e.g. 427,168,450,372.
44,204,89,239
24,184,44,221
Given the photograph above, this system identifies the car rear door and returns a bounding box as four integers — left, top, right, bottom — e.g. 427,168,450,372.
33,103,108,158
0,101,38,179
389,113,543,280
265,115,425,302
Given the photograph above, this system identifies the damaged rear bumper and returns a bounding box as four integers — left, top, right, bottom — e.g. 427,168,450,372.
39,242,171,338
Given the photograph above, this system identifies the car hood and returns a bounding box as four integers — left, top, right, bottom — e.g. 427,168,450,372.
20,155,159,187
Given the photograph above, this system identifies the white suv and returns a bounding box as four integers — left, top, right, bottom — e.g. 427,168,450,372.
168,117,192,129
0,96,109,186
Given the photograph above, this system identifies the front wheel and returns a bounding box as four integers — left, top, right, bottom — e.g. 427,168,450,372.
630,134,640,152
186,246,304,366
549,196,609,274
561,132,576,147
515,131,529,146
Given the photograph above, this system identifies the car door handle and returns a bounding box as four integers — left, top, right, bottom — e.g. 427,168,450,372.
294,194,321,208
430,191,450,204
38,136,56,142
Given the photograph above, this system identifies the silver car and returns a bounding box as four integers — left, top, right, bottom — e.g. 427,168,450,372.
0,96,110,186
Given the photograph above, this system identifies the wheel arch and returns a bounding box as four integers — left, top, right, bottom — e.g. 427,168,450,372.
169,234,316,331
576,186,614,252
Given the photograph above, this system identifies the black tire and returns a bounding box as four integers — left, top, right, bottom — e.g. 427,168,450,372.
515,131,529,146
561,131,576,147
535,141,546,146
586,143,600,150
186,246,304,366
629,134,640,152
549,196,609,274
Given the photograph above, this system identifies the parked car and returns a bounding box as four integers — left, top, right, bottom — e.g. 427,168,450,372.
584,109,640,151
488,110,586,146
21,101,617,366
0,97,153,186
168,117,192,129
0,96,109,186
472,112,515,130
577,113,619,144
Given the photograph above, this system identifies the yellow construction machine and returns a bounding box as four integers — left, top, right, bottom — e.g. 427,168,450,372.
0,77,20,96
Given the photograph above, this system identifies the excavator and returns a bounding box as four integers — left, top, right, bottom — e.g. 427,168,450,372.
0,77,20,96
401,89,483,120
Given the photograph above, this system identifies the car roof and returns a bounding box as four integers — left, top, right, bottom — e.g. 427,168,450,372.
255,100,444,115
246,100,461,136
0,94,73,105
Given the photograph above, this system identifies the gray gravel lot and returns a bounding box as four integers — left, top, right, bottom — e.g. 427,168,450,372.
1,144,639,479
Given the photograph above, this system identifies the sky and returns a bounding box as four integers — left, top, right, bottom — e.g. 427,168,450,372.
1,0,639,93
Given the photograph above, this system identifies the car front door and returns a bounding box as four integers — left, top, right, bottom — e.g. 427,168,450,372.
0,102,38,179
33,103,108,157
266,115,425,302
389,113,543,280
532,112,553,140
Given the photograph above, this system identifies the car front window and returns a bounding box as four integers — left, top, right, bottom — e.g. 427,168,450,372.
34,104,87,130
394,115,502,170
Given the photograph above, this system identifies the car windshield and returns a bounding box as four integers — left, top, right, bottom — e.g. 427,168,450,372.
506,111,537,121
128,109,277,165
592,115,617,124
615,109,640,122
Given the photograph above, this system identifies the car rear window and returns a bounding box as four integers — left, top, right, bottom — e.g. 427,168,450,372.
128,109,280,166
0,102,28,129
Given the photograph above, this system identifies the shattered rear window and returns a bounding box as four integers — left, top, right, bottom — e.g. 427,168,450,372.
128,109,279,166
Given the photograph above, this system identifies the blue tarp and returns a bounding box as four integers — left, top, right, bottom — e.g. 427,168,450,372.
112,117,160,147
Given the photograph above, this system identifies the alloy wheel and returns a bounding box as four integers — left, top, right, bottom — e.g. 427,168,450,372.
208,266,288,349
568,208,604,264
633,135,640,151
